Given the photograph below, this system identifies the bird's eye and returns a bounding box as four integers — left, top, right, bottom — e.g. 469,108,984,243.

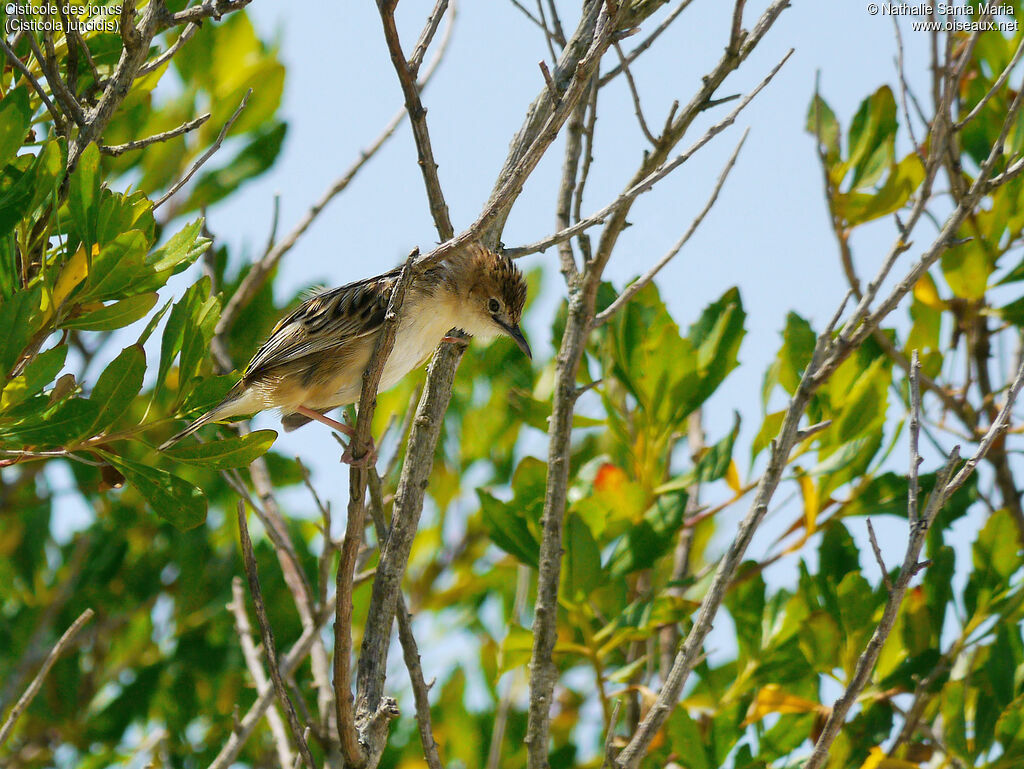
488,298,501,314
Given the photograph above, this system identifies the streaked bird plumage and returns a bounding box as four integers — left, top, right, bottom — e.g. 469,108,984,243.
159,243,530,451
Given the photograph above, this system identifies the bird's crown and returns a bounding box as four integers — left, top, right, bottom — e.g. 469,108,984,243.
459,243,527,323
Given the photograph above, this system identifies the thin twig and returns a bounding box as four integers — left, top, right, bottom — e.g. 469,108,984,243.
506,50,791,259
236,502,316,769
865,519,893,593
0,609,94,749
599,0,695,86
377,0,454,240
955,33,1024,130
593,128,749,326
153,90,250,210
612,39,657,144
908,351,922,525
100,113,211,156
136,22,200,77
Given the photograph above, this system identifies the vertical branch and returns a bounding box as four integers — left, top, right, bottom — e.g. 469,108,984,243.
335,252,418,764
237,503,316,769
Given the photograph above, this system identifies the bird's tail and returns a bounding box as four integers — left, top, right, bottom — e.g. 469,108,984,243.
158,384,252,451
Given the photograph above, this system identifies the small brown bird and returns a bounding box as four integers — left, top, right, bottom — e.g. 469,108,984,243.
159,243,530,458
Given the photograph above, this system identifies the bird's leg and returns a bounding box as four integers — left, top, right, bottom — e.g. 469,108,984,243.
442,335,468,345
294,405,377,466
295,405,355,437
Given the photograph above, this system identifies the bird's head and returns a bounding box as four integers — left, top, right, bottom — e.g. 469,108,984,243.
456,244,531,359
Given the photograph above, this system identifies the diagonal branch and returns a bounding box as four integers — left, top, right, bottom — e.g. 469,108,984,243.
0,609,94,749
504,49,791,260
153,90,250,210
592,127,748,326
377,0,455,241
100,113,211,156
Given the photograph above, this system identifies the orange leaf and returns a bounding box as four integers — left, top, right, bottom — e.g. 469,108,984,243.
594,462,627,493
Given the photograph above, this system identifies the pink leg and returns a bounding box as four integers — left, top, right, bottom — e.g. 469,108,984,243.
442,335,467,345
294,405,376,466
295,405,356,438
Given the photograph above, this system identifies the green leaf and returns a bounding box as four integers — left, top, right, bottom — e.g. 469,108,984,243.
160,429,276,469
752,410,785,461
563,514,603,601
806,92,840,164
606,491,688,577
839,152,925,226
0,88,32,168
61,293,159,331
89,345,145,433
479,489,539,568
0,284,42,376
158,276,209,398
146,218,210,277
667,707,712,769
834,357,889,442
0,345,67,410
99,451,207,530
844,86,898,190
0,141,62,241
657,412,740,492
0,398,99,447
941,240,992,300
67,143,101,248
80,230,151,301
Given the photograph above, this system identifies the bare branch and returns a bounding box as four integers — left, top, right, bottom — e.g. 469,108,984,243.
593,127,748,326
599,0,695,86
335,249,419,762
236,502,316,769
100,113,211,156
0,35,67,135
908,351,922,526
153,90,250,210
207,622,322,769
137,22,200,78
229,578,295,769
865,519,893,593
377,0,455,240
408,0,450,76
612,39,657,144
0,609,94,749
506,50,791,260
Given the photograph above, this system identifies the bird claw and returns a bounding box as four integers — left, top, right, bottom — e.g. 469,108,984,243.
341,436,377,467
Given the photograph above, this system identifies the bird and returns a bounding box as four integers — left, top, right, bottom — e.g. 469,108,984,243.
159,243,531,462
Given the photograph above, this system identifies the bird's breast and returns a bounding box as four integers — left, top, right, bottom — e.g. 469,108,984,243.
378,303,460,391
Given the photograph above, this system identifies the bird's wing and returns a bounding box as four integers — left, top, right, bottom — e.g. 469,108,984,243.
243,267,401,381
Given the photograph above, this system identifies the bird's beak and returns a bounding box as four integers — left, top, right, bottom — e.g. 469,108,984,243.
501,321,532,359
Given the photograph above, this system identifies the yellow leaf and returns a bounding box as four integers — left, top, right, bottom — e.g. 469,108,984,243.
41,244,93,323
859,746,920,769
725,459,742,493
741,684,823,726
798,471,819,535
912,272,945,311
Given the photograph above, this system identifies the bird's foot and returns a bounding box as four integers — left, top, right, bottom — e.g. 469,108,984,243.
340,438,377,467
